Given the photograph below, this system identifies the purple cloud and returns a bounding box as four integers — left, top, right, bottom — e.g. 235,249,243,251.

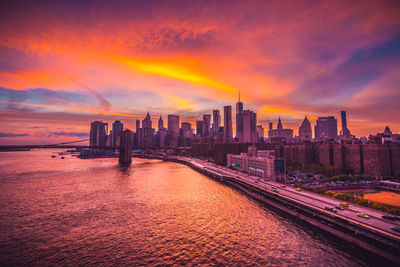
0,132,30,137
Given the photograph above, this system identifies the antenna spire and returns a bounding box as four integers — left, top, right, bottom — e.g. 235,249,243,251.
238,89,240,102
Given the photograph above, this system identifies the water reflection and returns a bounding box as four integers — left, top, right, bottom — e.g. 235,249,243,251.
0,150,365,266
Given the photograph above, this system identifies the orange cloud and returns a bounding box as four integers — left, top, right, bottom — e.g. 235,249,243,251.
113,56,238,93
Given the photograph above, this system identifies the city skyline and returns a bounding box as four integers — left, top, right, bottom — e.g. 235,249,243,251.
1,0,400,144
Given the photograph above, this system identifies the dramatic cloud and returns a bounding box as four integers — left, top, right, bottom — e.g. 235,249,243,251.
0,0,399,143
46,131,89,138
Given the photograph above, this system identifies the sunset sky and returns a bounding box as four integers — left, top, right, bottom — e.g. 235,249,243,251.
0,0,399,144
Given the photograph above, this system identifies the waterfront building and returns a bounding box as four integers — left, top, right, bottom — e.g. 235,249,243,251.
227,148,285,181
315,116,337,140
236,110,257,143
268,118,293,141
212,109,221,134
112,120,123,148
90,120,108,148
299,116,312,141
223,105,233,143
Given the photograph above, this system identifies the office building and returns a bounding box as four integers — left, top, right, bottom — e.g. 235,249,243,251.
136,119,140,132
158,115,164,130
299,116,312,141
315,116,337,140
168,115,180,148
181,122,192,138
142,112,152,128
236,110,257,143
212,109,221,134
202,114,211,136
236,90,243,114
167,115,180,137
340,111,350,135
90,121,108,148
257,125,264,141
223,105,233,143
112,120,123,148
268,118,293,141
227,147,285,181
138,112,154,149
196,121,203,136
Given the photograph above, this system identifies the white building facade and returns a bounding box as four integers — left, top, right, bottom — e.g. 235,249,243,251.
226,151,285,181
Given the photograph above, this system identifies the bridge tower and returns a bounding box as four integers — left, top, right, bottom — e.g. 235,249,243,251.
119,129,132,166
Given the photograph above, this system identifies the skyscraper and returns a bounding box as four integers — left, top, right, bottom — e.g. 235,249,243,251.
90,121,108,148
142,112,152,128
112,120,123,148
212,109,221,134
196,121,203,136
236,91,244,140
236,90,243,114
236,110,257,143
223,105,233,143
139,112,154,149
158,115,164,130
299,116,312,140
315,116,337,140
202,114,211,136
168,115,180,147
136,119,141,132
167,115,180,136
340,111,350,135
181,122,192,138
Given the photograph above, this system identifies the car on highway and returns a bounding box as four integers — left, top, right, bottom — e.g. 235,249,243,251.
280,185,286,188
295,188,301,191
356,212,369,219
325,206,337,213
335,206,344,210
271,186,277,190
391,226,400,233
339,202,349,207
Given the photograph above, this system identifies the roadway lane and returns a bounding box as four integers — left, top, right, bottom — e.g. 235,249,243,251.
185,158,400,238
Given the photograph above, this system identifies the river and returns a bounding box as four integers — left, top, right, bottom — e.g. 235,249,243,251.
0,149,368,266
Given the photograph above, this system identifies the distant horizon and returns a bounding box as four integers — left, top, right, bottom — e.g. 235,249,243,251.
0,0,399,144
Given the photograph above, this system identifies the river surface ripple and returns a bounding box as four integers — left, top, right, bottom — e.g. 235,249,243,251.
0,150,366,266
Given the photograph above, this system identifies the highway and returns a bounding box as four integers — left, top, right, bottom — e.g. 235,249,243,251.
183,157,400,240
